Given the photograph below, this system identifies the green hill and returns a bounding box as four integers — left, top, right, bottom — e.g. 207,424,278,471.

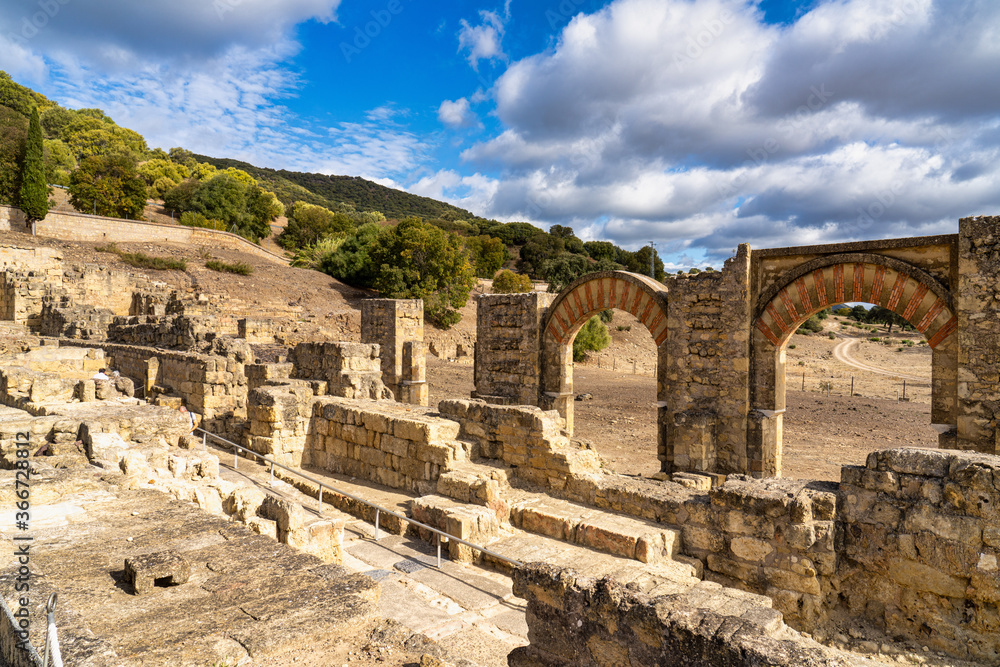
192,154,479,221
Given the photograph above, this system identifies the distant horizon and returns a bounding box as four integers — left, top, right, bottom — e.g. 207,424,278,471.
2,0,998,269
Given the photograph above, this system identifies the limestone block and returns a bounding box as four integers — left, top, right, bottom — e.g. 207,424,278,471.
225,486,266,522
86,432,128,468
246,516,278,540
260,494,306,536
125,550,190,595
887,558,968,598
730,536,774,562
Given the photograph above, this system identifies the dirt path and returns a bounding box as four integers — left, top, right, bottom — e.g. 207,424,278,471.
832,337,927,382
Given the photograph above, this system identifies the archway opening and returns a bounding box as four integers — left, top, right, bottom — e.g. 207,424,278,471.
568,307,660,477
779,303,940,481
750,259,957,479
540,271,669,474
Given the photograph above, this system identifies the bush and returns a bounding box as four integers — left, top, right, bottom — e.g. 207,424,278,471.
599,309,613,323
206,259,253,275
788,344,797,350
616,325,631,332
179,211,227,230
95,243,186,271
279,201,353,249
797,315,824,334
492,269,533,294
828,332,836,340
573,316,611,362
869,337,881,343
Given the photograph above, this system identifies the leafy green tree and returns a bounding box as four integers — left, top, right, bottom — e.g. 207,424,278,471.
542,254,591,293
848,305,870,322
279,201,353,249
43,139,76,186
465,235,509,278
621,245,665,281
319,222,382,286
138,159,190,187
68,154,147,219
0,106,28,205
868,305,909,334
368,218,477,328
573,316,611,361
797,315,824,334
0,72,52,118
18,107,49,225
40,106,76,140
492,269,533,293
163,178,200,213
67,125,147,160
584,240,618,262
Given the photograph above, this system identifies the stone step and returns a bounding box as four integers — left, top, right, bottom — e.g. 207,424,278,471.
435,458,511,508
507,491,685,566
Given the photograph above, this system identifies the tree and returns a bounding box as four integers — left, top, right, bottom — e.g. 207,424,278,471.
848,305,869,322
465,234,508,278
584,240,618,262
319,222,382,287
492,269,533,293
0,106,28,205
543,254,591,293
279,201,353,249
368,218,477,328
868,305,909,334
18,107,49,227
43,139,76,186
573,316,611,361
68,154,147,219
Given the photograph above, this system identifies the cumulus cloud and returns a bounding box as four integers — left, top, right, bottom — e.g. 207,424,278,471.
408,169,499,214
437,97,479,129
459,0,1000,262
457,1,511,71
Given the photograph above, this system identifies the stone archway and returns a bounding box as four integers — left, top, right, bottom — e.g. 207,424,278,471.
748,254,958,476
539,271,670,465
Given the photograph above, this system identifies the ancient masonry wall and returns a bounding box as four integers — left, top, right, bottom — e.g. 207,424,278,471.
839,448,1000,663
0,204,289,265
437,399,601,489
289,342,392,400
957,215,1000,453
67,341,251,436
472,292,554,407
360,299,427,406
509,564,856,667
660,247,752,474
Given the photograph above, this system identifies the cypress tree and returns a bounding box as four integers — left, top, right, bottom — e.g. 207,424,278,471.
19,106,48,229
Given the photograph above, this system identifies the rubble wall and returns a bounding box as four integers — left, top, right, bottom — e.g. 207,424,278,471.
839,448,1000,663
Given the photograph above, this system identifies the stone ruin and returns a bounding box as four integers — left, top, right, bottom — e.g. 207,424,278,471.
1,220,999,665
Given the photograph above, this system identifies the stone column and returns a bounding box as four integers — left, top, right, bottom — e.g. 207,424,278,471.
956,215,1000,453
360,299,425,405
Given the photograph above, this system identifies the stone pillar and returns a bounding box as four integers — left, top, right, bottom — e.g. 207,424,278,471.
399,340,428,406
956,215,1000,453
473,292,555,407
360,299,425,405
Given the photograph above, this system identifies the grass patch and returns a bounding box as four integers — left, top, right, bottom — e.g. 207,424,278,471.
206,259,253,276
95,243,187,271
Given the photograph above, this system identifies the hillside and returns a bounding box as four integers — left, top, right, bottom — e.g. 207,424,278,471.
192,154,479,221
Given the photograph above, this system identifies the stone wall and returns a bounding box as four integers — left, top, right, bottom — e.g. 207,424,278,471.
289,342,392,400
473,292,554,406
438,399,601,490
0,204,289,265
839,448,1000,663
360,299,427,405
660,247,752,474
306,397,468,493
509,564,865,667
73,340,253,436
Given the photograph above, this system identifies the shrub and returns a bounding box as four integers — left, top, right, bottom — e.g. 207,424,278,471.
95,243,186,271
492,269,533,294
828,332,836,340
599,309,613,323
573,316,611,362
206,259,253,275
869,337,881,343
797,315,824,334
616,325,631,332
179,211,227,231
788,344,797,350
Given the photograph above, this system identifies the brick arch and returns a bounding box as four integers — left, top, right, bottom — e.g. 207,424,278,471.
539,271,670,466
543,271,669,347
753,258,957,350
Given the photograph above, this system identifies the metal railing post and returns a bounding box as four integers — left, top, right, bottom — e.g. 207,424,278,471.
269,461,274,484
318,487,323,515
437,534,442,568
43,593,63,667
374,509,380,541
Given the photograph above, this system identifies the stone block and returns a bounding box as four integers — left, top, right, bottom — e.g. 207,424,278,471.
124,550,190,595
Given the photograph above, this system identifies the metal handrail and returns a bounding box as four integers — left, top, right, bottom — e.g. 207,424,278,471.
195,428,522,570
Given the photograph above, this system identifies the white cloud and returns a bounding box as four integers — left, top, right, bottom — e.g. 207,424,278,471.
407,169,499,215
457,1,511,71
437,98,479,129
458,0,1000,262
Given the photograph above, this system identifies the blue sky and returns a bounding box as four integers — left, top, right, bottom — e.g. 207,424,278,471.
2,0,999,269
